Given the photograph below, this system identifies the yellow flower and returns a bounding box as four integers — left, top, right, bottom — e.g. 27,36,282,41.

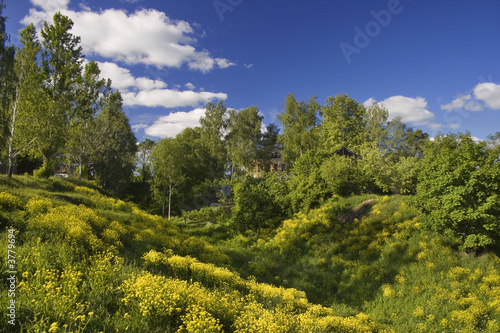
48,322,59,333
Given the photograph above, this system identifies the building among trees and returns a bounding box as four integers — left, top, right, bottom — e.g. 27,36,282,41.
253,143,286,177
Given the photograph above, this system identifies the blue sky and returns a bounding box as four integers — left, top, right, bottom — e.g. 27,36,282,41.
4,0,500,141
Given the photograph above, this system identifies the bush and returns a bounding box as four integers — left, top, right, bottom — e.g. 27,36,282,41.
414,133,500,251
0,192,24,211
231,174,291,231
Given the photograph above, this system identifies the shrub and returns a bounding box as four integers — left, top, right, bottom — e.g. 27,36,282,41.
0,192,24,211
25,197,53,216
415,133,500,251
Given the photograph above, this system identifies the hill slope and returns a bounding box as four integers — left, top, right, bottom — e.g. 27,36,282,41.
0,176,387,332
189,194,500,332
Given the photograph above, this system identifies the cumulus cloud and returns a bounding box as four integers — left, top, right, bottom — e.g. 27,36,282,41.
29,0,68,13
364,96,435,125
474,83,500,110
471,136,484,144
123,90,227,108
441,94,471,111
98,61,167,91
98,62,227,108
440,82,500,112
363,97,377,109
185,82,195,90
131,123,148,132
22,1,234,72
145,108,206,138
441,93,483,112
216,58,236,69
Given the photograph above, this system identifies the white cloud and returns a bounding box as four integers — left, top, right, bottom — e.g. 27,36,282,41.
365,96,435,125
97,62,227,108
23,1,234,73
441,93,484,112
441,94,471,111
145,108,205,138
131,123,148,132
243,63,254,69
215,58,236,69
474,82,500,110
98,61,166,91
363,97,377,109
185,82,195,90
30,0,68,13
471,136,484,144
440,82,500,112
124,90,227,108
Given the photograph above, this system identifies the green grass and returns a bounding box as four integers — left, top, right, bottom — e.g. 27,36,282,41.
0,175,390,332
3,175,500,332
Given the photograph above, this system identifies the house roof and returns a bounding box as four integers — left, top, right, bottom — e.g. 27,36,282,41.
53,164,69,173
334,146,362,159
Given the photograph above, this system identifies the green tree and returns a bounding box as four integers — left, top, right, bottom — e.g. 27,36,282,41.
200,100,228,182
136,138,155,183
288,149,331,212
0,0,15,155
320,94,367,153
226,106,263,177
151,137,184,219
359,142,394,194
392,155,421,195
41,12,83,101
378,118,427,162
415,133,500,251
365,103,388,145
66,61,111,178
7,24,46,177
18,13,85,176
231,173,290,231
256,123,280,173
321,154,365,197
92,91,137,194
277,93,320,167
175,127,212,208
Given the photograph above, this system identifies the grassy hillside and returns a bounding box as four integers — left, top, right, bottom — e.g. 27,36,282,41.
2,175,500,332
0,175,387,332
186,194,500,332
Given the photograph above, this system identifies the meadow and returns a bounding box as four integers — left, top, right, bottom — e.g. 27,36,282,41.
1,175,500,332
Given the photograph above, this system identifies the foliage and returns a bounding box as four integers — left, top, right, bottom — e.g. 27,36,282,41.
151,136,184,219
200,100,228,182
276,93,320,167
91,91,137,194
320,93,367,153
66,61,111,179
0,191,23,211
136,138,155,183
182,206,224,226
1,12,136,192
288,149,331,212
0,175,390,333
0,0,15,158
231,173,291,231
414,133,500,251
226,106,263,176
321,154,365,197
174,127,212,206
